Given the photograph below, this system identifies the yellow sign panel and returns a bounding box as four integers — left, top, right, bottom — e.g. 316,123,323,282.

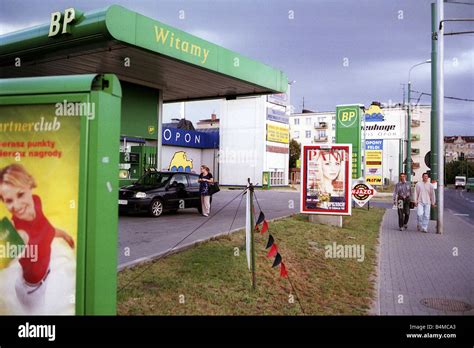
266,123,289,144
365,150,382,167
366,175,383,185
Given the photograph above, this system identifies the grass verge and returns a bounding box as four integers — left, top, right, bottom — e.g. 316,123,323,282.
117,207,385,315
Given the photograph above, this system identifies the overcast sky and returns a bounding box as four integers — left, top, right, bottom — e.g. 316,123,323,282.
1,0,473,135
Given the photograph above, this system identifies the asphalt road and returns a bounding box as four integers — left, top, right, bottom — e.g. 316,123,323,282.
444,187,474,225
118,190,300,269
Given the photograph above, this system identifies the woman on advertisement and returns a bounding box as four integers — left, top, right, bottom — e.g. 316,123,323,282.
0,164,75,314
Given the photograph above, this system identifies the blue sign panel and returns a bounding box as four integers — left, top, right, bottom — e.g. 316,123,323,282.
266,107,289,124
162,127,219,149
365,139,383,150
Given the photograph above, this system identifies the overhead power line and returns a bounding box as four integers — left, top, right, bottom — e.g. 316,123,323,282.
410,89,474,102
445,1,474,6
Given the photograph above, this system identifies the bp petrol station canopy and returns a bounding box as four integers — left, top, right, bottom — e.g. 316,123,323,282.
0,5,288,101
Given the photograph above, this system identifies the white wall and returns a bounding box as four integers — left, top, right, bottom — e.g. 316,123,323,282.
219,97,265,185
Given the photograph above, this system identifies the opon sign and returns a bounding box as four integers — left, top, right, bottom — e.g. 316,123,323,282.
351,182,376,207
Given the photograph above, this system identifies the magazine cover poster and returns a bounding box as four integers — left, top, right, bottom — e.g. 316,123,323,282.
0,104,80,314
300,145,352,215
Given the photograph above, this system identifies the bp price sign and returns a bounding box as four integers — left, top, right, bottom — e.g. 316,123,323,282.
351,182,376,207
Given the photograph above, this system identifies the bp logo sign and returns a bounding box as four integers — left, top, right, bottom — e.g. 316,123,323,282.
351,182,376,207
337,107,359,128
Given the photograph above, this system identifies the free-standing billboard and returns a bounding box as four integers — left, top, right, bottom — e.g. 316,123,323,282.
300,144,352,215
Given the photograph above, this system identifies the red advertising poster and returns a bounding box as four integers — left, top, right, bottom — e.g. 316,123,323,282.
300,144,352,215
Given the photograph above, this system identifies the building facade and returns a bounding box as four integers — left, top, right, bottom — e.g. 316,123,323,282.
289,111,336,146
444,136,474,162
196,113,220,129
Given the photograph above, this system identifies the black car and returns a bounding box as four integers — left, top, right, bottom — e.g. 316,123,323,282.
118,171,204,217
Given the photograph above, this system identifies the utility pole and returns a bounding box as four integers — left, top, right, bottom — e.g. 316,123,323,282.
430,3,439,221
436,0,444,234
399,139,403,174
407,82,412,181
400,83,406,175
407,60,431,182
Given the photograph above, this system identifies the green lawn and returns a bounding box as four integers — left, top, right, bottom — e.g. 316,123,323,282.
117,207,385,315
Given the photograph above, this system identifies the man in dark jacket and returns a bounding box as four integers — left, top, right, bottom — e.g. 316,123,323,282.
393,172,411,231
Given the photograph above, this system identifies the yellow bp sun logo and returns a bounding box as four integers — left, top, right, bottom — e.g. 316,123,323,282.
337,107,358,128
148,125,156,134
168,151,193,172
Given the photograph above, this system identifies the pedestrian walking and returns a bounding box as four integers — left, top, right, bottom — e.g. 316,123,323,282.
198,165,213,217
393,172,411,231
415,172,436,233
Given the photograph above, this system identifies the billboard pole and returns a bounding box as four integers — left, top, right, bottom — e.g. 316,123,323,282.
248,178,257,289
436,0,444,234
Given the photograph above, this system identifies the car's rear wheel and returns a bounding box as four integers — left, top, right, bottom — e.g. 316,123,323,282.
149,199,164,217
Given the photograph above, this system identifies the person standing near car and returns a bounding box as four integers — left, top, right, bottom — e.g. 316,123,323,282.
393,172,411,231
198,165,213,217
415,172,436,233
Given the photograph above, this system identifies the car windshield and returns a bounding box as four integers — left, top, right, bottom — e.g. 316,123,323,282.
136,172,172,186
467,178,474,183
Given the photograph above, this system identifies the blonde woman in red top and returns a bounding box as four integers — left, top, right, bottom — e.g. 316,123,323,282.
0,164,74,312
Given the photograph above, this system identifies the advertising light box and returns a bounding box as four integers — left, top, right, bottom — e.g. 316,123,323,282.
0,74,121,315
300,144,352,216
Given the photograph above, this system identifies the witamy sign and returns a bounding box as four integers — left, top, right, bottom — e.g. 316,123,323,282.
155,26,209,64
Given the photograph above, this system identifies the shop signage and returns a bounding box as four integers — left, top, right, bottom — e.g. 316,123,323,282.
362,104,401,139
351,182,376,207
336,105,362,179
266,107,289,124
162,127,218,149
266,124,289,144
300,144,352,215
155,26,210,65
365,139,383,185
266,145,289,154
48,8,81,37
267,93,288,107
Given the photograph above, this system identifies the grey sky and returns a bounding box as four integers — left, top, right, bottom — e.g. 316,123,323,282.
1,0,473,134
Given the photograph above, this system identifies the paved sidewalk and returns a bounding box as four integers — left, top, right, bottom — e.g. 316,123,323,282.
377,208,474,315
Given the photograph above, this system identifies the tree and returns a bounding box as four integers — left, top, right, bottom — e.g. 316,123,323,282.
445,160,474,184
289,139,301,168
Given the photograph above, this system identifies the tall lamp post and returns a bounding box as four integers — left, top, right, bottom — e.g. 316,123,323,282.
407,59,431,182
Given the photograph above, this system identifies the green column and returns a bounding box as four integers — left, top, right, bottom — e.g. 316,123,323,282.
430,3,439,220
407,83,412,182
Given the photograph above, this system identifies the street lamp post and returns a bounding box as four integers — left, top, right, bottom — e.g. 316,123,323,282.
407,59,431,182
